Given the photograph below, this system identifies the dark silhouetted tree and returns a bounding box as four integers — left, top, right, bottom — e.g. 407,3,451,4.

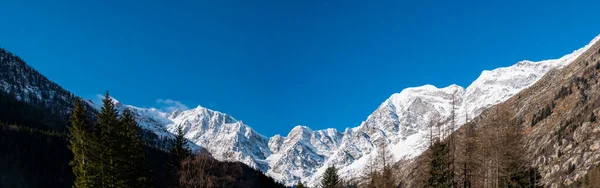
168,125,190,187
320,165,341,188
296,180,306,188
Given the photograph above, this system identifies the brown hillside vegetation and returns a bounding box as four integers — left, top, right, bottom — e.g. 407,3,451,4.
397,38,600,188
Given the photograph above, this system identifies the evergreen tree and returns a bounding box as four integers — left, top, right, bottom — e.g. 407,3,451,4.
96,91,121,187
320,165,340,188
296,181,306,188
119,109,150,187
426,141,453,188
68,98,98,187
168,125,190,187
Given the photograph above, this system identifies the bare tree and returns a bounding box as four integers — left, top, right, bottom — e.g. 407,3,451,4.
428,115,441,147
374,141,396,188
179,155,215,188
449,91,458,188
458,122,477,188
363,154,377,188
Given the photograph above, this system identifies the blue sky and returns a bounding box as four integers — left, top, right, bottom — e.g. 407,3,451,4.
1,0,598,137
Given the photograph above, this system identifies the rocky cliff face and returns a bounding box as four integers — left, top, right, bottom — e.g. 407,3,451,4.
511,38,600,187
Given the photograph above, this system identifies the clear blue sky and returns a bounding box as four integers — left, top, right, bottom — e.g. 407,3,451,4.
1,0,598,137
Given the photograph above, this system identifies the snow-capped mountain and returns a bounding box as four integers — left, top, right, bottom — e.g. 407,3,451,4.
109,35,599,186
108,35,598,186
2,34,588,186
304,35,600,186
2,33,598,186
2,35,597,186
167,106,272,171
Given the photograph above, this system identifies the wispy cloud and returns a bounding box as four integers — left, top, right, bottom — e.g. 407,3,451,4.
156,98,189,112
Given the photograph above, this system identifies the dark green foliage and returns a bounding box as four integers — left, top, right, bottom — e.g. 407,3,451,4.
0,123,73,188
1,122,172,188
68,99,99,187
320,165,341,188
296,181,306,188
118,109,151,187
73,93,151,188
168,125,191,187
0,48,81,130
0,84,68,131
95,92,121,187
426,141,454,188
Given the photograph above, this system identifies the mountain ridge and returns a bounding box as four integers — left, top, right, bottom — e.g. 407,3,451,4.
2,34,599,186
107,34,600,186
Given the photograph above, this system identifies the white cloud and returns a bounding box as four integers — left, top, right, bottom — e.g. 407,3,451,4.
156,98,189,112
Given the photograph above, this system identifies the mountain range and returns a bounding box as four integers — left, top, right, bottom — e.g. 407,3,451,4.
1,34,599,186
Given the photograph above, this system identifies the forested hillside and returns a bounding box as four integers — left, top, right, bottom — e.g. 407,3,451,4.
0,48,285,188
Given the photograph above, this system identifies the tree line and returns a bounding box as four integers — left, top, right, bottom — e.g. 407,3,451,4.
68,92,152,187
68,92,284,188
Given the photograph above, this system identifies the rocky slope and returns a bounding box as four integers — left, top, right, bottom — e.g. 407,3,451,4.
396,36,600,187
505,36,600,187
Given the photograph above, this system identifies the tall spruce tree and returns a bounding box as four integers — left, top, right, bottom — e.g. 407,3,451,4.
426,141,453,188
168,125,190,187
68,98,97,187
320,165,341,188
119,109,150,187
97,91,121,187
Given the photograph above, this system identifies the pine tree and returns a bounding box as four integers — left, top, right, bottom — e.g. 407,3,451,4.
168,125,190,187
96,91,121,187
68,98,98,187
320,165,340,188
426,141,453,188
119,109,150,187
296,181,306,188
